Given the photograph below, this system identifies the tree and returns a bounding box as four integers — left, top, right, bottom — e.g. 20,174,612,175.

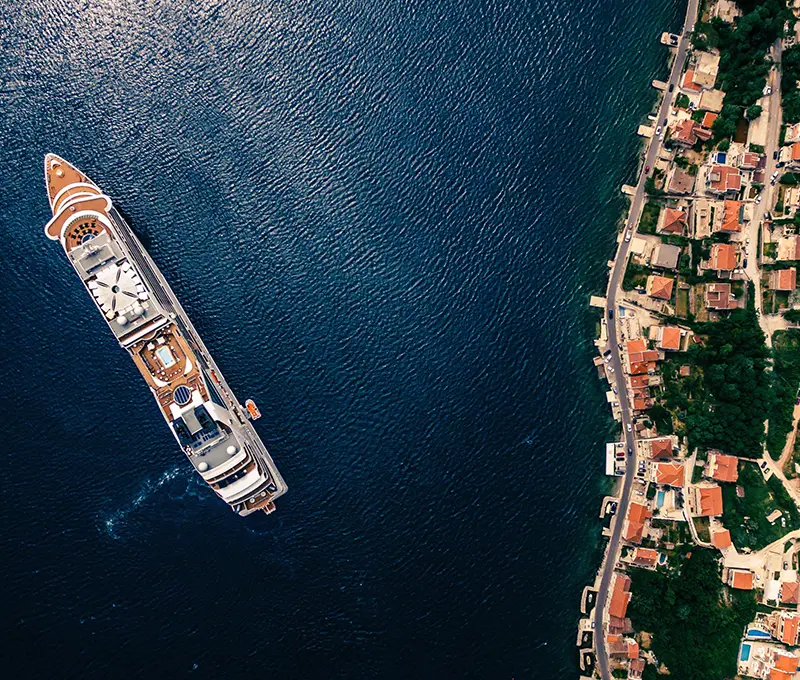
746,104,763,120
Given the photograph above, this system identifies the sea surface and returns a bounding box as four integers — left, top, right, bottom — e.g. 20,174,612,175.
0,0,684,677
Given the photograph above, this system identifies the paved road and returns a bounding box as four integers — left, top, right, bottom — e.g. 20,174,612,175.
592,1,699,678
746,39,783,348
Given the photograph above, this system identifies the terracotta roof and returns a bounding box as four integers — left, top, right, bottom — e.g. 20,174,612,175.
624,502,652,543
712,529,732,550
630,375,650,388
661,207,687,235
627,641,640,660
627,339,647,354
697,485,723,516
633,548,658,566
711,243,737,271
682,69,702,92
609,574,632,619
708,165,741,193
660,326,682,350
673,119,701,145
721,200,743,232
730,569,754,590
771,268,797,291
739,152,760,169
706,282,735,310
782,616,800,646
774,653,799,673
702,112,718,128
647,275,675,300
770,669,794,680
656,461,684,487
782,581,800,604
710,453,738,482
679,365,691,376
793,143,800,162
649,438,674,458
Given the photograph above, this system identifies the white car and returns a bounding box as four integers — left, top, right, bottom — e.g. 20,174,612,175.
626,423,632,432
764,86,773,96
655,126,662,137
772,171,780,181
746,238,751,245
756,196,761,205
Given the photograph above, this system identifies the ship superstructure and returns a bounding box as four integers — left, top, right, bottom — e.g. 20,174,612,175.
43,154,287,515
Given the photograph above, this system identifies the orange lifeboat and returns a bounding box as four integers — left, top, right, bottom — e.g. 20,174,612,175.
245,399,261,420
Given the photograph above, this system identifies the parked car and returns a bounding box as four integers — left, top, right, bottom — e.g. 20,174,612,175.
774,151,780,160
764,86,772,96
668,83,674,92
626,423,632,432
625,230,632,242
645,165,650,173
608,309,614,319
756,196,762,205
655,126,662,137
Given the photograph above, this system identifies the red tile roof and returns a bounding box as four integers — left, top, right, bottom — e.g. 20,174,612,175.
774,653,799,673
712,529,732,550
706,282,735,310
782,616,800,646
702,112,718,128
649,438,674,458
782,581,800,604
627,641,640,659
711,243,737,272
609,574,632,618
696,485,723,516
624,502,652,543
793,143,800,162
730,569,754,590
739,152,760,169
633,548,658,567
708,165,741,194
656,461,684,487
661,207,687,235
682,69,702,92
627,339,647,354
647,275,675,300
710,453,738,483
660,326,681,351
771,268,797,291
721,200,743,232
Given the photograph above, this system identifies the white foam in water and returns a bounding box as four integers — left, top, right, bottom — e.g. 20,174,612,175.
101,465,184,538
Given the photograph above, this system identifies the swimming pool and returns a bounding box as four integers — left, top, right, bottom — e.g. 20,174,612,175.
741,643,751,661
156,346,176,368
717,152,727,164
746,629,771,640
656,490,665,508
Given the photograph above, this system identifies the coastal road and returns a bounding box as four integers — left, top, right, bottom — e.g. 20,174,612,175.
592,1,699,678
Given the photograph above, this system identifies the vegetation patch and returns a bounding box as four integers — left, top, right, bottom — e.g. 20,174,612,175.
627,548,756,680
767,329,800,458
722,461,800,550
638,202,661,235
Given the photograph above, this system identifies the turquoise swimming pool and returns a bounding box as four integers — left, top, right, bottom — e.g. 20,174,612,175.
656,490,665,508
746,629,771,640
741,643,751,661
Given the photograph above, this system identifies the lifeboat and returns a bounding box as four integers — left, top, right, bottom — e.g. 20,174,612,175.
245,399,261,420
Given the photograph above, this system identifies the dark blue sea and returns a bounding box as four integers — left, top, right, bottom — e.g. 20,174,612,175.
0,1,684,677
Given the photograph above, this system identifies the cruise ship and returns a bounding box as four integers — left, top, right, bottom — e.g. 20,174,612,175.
43,154,287,515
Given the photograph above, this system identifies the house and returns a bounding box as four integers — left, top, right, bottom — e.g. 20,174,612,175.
699,88,725,113
651,243,681,270
694,51,720,89
710,242,738,275
712,528,733,550
739,152,760,170
728,569,755,590
667,166,696,195
713,0,742,22
775,613,800,646
708,452,739,482
658,326,682,351
623,502,652,543
629,658,645,680
791,142,800,170
778,236,800,261
702,111,718,128
632,548,659,567
694,198,712,236
681,69,702,93
655,461,684,487
647,436,675,458
609,574,632,619
658,207,687,235
770,652,800,678
671,119,712,147
694,485,723,516
713,199,743,233
770,268,797,291
646,275,675,300
707,165,742,196
786,122,800,144
782,581,800,605
705,282,738,310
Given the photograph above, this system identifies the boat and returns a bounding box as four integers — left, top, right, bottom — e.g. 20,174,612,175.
43,154,287,516
245,399,261,420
